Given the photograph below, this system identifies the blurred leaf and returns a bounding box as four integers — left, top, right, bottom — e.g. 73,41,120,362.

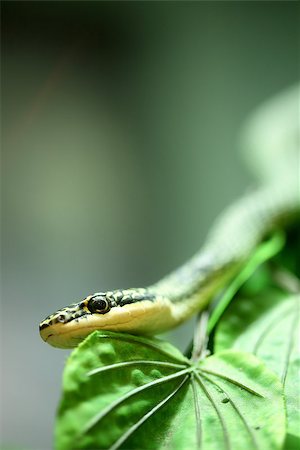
56,331,285,450
273,224,300,279
207,231,285,334
215,288,300,442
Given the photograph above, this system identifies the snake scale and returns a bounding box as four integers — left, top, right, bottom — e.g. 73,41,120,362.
40,85,299,348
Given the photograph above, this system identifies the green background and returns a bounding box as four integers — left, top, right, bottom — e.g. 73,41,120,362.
1,2,298,449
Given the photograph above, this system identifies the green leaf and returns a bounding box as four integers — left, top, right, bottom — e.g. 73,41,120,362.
207,231,285,334
215,288,300,442
56,331,285,450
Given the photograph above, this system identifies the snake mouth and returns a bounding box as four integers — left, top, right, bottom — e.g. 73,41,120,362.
39,328,55,344
39,307,140,347
40,299,173,348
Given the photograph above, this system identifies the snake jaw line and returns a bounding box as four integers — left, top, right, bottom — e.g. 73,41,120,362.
39,293,175,348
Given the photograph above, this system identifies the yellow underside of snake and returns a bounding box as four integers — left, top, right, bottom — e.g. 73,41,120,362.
39,84,300,349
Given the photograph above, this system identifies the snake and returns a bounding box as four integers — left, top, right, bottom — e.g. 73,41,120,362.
39,84,299,348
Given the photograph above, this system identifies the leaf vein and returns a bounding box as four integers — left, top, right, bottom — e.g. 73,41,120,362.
281,300,299,386
199,369,264,398
194,371,231,450
87,360,186,376
191,373,202,449
201,372,259,449
94,334,190,365
108,375,189,450
78,367,192,437
252,306,294,355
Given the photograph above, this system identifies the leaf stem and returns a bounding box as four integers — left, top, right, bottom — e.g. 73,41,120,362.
186,232,285,360
191,311,209,363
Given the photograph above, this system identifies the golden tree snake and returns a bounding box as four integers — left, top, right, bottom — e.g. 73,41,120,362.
40,85,299,348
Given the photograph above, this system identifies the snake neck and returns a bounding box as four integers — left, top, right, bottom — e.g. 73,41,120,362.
151,176,299,323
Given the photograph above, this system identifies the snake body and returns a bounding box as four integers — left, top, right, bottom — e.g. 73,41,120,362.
39,85,299,348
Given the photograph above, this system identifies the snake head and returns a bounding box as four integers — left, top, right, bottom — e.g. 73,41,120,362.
39,289,171,348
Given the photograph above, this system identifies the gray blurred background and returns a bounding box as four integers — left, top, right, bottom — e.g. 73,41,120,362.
1,2,299,449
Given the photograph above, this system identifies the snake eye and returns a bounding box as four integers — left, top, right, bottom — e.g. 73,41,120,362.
57,314,66,323
88,296,111,314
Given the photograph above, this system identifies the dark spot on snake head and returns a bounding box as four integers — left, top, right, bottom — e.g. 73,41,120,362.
39,322,50,331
